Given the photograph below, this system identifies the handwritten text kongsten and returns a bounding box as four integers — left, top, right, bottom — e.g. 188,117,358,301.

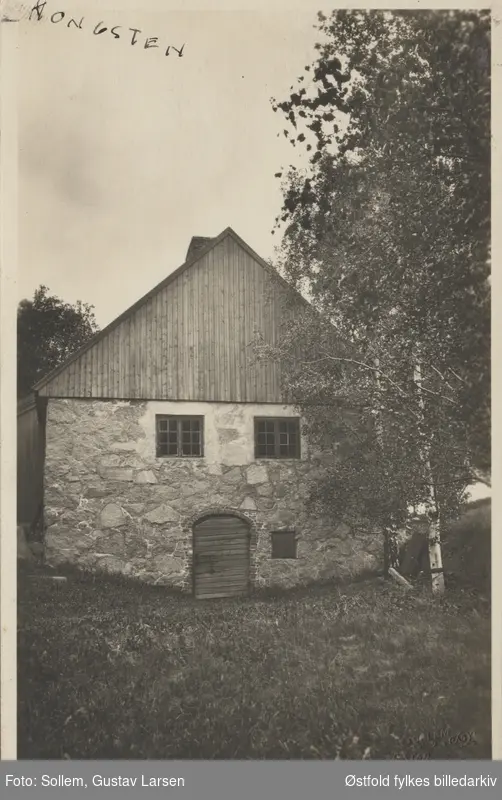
29,2,185,58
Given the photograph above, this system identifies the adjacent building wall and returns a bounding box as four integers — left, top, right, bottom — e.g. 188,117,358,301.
44,398,382,589
17,397,46,528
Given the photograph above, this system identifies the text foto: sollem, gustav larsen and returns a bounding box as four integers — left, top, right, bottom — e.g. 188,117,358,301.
41,775,185,788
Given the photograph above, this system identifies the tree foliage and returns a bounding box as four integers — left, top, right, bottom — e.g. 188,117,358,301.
269,10,490,560
17,285,99,398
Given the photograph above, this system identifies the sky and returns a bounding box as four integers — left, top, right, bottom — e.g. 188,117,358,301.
17,1,321,327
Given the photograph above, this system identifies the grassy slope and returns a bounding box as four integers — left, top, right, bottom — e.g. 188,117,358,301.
18,565,490,760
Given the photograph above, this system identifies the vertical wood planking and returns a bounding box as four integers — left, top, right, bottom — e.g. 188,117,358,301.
112,326,119,397
166,286,171,398
97,340,102,397
232,239,242,402
68,360,75,398
79,350,86,399
193,262,200,398
242,249,252,401
206,248,215,401
86,349,93,397
186,266,194,400
255,263,263,402
136,308,143,399
81,350,88,397
145,299,151,398
197,262,203,400
72,355,79,398
114,324,120,398
134,307,140,397
58,364,67,396
118,324,124,397
177,273,184,398
154,293,161,399
139,304,146,397
192,265,198,399
107,328,114,397
177,274,184,398
118,322,125,398
86,345,92,397
219,242,232,400
36,235,306,402
218,242,228,400
101,329,108,398
213,246,222,401
160,288,168,399
186,269,193,399
182,271,189,399
237,243,246,402
100,335,106,397
226,238,233,401
129,314,137,399
124,318,131,398
106,329,113,398
73,355,80,398
269,278,279,400
251,259,260,402
165,285,173,399
154,291,160,399
201,254,210,399
141,303,147,397
95,339,102,397
90,343,97,397
151,294,157,399
172,282,179,398
227,238,236,402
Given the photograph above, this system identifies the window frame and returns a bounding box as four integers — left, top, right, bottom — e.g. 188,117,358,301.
271,530,298,560
253,416,301,460
155,415,204,458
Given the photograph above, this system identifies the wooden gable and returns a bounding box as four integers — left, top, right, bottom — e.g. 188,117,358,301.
34,228,304,403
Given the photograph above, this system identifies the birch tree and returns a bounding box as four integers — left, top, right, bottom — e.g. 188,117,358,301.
268,10,490,593
413,360,444,593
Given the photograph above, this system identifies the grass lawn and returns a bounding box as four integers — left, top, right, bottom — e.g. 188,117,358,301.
18,564,491,760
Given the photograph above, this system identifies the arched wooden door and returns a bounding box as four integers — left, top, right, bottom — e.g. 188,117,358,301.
193,515,251,599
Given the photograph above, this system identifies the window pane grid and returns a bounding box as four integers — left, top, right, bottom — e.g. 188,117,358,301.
156,416,203,457
254,418,300,459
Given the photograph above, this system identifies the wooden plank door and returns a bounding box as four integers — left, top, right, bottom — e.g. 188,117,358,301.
193,515,251,599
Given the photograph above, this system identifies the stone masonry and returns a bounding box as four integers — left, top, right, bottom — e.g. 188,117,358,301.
43,399,383,589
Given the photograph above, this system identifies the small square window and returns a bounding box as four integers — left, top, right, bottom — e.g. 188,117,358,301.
156,415,204,457
271,531,297,559
254,418,301,459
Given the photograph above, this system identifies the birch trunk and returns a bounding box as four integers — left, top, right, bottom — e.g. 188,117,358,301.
413,361,445,594
374,358,400,575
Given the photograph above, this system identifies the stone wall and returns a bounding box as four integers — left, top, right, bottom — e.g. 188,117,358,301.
43,399,383,589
